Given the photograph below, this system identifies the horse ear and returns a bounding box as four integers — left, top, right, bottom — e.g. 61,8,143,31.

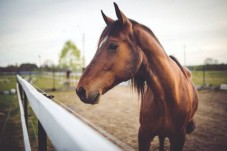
101,10,114,25
114,2,128,25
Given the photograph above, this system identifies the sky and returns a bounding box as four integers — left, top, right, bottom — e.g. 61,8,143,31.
0,0,227,67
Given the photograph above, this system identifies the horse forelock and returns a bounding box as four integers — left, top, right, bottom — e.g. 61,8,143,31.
98,21,122,44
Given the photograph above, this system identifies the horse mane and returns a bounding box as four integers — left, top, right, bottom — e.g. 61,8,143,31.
131,74,146,96
132,20,164,49
129,21,191,95
169,55,188,78
129,20,163,96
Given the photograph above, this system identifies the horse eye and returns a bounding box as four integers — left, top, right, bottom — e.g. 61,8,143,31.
107,42,118,51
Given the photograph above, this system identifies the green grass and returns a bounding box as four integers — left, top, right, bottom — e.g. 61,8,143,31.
0,75,54,150
1,70,227,92
0,75,61,91
1,71,226,91
0,75,23,150
0,92,24,151
191,70,227,86
0,75,17,91
32,76,62,90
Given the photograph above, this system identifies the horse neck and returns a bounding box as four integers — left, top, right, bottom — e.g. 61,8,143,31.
134,26,177,99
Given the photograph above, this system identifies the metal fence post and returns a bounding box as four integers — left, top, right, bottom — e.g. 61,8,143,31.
38,121,47,151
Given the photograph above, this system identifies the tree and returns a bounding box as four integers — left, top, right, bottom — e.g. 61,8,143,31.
42,59,55,71
59,40,82,71
204,58,218,65
19,63,38,71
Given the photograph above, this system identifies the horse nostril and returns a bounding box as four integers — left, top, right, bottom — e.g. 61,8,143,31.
76,87,86,100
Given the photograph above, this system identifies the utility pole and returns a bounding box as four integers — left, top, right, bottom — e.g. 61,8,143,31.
52,67,56,91
39,55,41,77
203,64,206,87
82,32,85,68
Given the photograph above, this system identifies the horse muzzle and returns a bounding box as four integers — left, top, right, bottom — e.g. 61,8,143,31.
76,87,101,105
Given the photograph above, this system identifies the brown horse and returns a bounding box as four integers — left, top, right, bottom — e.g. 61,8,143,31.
76,3,198,151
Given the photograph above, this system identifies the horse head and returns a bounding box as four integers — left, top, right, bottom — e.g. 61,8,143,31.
76,3,143,104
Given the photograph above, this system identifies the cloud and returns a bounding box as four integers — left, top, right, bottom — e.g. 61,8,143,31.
0,0,227,66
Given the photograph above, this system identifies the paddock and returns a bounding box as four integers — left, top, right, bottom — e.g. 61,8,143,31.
0,74,227,151
53,86,227,151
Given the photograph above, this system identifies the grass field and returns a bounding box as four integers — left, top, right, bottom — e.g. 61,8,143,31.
31,76,62,90
0,75,54,151
0,75,23,151
1,70,226,91
0,94,24,151
36,71,227,87
191,70,227,86
0,75,17,90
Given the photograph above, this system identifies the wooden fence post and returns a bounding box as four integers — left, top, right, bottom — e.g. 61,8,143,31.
23,91,28,127
18,82,23,100
18,81,28,127
38,121,47,151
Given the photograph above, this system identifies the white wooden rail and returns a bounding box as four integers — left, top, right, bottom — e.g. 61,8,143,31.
17,75,122,151
16,83,31,151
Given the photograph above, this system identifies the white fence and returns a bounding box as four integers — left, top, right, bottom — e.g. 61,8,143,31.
17,83,31,151
17,75,122,151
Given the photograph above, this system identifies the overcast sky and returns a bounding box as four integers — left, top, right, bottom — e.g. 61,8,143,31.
0,0,227,67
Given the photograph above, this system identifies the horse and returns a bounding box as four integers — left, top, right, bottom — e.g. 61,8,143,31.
76,3,198,151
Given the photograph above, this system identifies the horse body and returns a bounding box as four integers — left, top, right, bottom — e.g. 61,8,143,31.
135,29,198,150
76,3,198,151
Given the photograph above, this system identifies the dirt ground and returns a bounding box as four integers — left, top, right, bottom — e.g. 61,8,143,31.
52,86,227,151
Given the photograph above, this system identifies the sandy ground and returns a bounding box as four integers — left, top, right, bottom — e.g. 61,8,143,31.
52,86,227,151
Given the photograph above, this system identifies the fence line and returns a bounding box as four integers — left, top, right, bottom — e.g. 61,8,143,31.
17,75,122,151
16,83,31,151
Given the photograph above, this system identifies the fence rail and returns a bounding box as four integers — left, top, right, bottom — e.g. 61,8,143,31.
17,75,122,151
16,83,31,151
